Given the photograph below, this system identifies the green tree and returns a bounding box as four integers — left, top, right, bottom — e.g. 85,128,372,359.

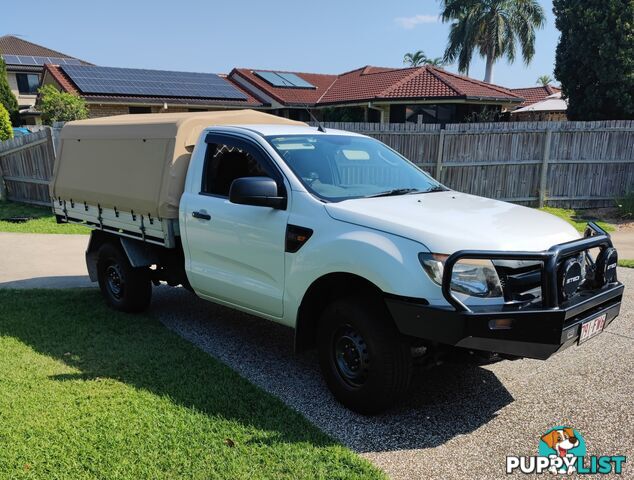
403,50,445,67
38,84,88,125
403,50,428,67
0,103,13,141
553,0,634,120
536,75,554,86
441,0,546,83
0,57,19,126
425,57,445,67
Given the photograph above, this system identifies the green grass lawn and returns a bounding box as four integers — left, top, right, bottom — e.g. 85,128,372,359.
0,200,89,234
0,289,384,480
540,207,634,267
540,207,615,233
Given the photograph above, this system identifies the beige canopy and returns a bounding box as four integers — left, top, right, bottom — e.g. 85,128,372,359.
50,110,305,218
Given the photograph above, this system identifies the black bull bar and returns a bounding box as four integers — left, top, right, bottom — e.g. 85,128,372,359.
442,222,616,312
386,223,624,359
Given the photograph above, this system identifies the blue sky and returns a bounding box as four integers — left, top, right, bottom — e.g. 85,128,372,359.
2,0,559,88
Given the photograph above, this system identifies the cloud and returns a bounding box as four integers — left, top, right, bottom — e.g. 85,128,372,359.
394,14,439,29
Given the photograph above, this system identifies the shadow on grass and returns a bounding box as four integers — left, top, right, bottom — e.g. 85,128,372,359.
0,275,92,289
0,289,336,450
0,287,513,453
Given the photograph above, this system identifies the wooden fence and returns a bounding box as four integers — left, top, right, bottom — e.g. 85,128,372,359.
315,120,634,208
0,120,633,209
0,129,55,206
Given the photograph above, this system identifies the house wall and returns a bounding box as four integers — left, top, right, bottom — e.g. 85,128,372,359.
6,71,38,108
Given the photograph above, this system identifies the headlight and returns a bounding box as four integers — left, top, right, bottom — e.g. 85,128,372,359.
418,253,504,298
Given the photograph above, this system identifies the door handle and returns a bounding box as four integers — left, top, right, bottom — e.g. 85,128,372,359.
192,210,211,221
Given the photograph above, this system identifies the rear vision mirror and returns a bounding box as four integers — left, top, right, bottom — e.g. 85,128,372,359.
229,177,286,209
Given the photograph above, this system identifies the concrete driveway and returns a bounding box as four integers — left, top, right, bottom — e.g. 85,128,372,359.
1,232,633,479
0,232,91,288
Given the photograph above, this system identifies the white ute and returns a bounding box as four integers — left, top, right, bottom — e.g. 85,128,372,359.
51,110,624,413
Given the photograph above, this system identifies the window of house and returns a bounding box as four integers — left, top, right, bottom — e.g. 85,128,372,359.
16,74,40,94
202,142,275,197
128,106,152,114
405,104,457,124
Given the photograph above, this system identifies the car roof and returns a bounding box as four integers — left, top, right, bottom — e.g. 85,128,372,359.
209,124,365,138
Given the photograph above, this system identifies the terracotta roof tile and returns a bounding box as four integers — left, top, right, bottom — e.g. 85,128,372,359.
511,85,562,107
317,65,521,105
231,68,337,106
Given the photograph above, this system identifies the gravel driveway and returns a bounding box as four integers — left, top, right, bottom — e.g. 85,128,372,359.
153,269,633,479
1,232,632,479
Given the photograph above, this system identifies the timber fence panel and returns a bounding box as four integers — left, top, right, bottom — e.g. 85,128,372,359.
316,120,634,208
0,129,55,206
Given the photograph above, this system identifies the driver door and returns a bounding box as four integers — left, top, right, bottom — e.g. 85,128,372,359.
182,135,289,318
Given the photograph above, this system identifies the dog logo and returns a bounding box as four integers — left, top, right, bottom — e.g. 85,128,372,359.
539,427,585,473
507,426,626,475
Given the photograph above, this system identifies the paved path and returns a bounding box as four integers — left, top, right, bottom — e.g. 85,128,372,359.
612,230,634,260
1,232,633,479
0,232,90,288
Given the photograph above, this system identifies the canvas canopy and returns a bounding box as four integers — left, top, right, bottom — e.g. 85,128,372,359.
50,110,305,218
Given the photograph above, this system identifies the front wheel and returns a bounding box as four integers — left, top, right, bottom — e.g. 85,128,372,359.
317,296,412,414
97,243,152,313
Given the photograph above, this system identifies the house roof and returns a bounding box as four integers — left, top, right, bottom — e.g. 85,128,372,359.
512,92,567,114
0,35,89,64
319,65,522,104
230,68,338,106
232,65,522,107
511,85,561,108
43,64,265,107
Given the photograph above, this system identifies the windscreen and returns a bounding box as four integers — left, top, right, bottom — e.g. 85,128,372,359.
266,134,444,201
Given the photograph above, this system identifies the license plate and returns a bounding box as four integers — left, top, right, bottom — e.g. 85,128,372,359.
578,313,606,344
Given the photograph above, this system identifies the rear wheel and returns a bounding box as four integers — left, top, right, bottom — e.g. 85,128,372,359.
97,243,152,313
317,296,412,414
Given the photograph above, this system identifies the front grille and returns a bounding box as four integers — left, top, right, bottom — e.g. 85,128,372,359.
495,262,542,302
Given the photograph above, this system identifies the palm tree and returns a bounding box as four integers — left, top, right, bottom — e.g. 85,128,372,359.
440,0,546,83
403,50,445,67
425,57,445,67
403,50,428,67
536,74,554,86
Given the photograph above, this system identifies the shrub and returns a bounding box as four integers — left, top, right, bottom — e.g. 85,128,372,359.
0,57,19,126
38,84,88,125
0,103,12,141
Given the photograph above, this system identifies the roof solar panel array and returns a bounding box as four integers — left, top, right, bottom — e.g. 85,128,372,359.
254,71,315,89
60,65,248,100
2,55,82,66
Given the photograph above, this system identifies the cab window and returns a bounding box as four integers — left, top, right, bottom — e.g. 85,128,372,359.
202,142,274,197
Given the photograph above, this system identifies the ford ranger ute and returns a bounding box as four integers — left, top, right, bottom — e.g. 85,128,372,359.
50,110,624,414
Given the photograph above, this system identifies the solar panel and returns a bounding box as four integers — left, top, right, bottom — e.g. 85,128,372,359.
60,65,248,100
1,54,82,66
254,70,315,89
254,70,288,87
276,72,315,89
2,55,21,65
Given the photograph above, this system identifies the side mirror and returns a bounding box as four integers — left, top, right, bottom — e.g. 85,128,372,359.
229,177,286,209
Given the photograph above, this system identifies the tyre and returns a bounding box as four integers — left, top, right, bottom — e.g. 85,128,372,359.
317,296,412,414
96,243,152,313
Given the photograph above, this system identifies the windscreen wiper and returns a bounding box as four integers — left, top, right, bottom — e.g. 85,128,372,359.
365,188,420,198
422,185,448,193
